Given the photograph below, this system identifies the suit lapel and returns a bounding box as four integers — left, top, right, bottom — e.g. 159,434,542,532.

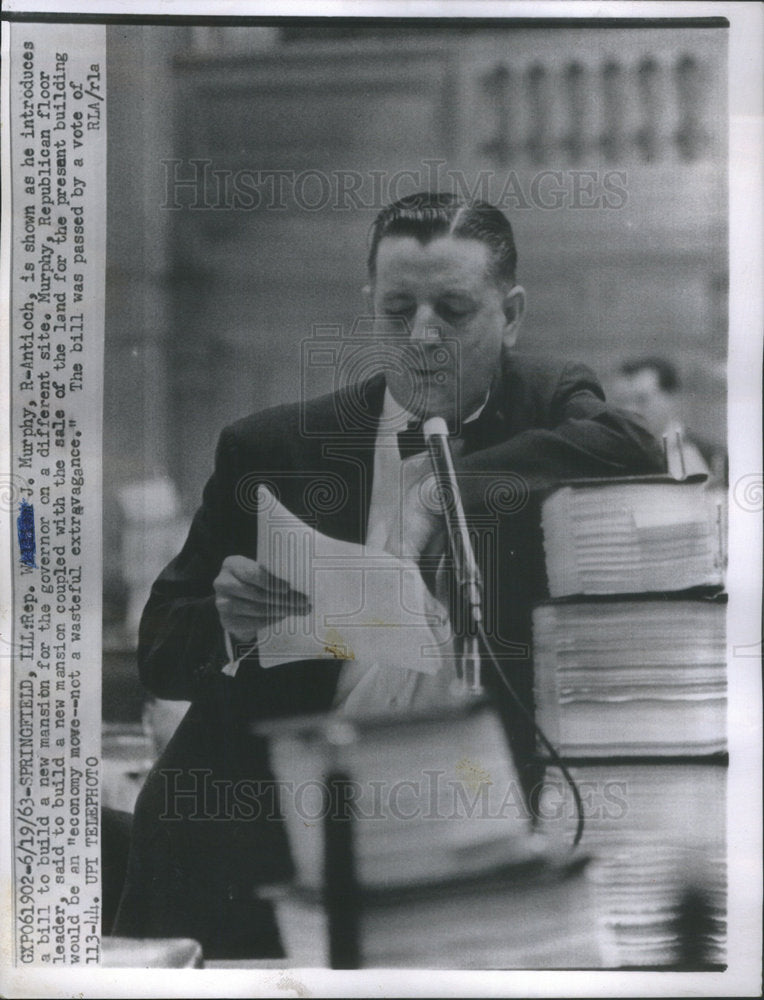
302,374,385,546
461,367,510,454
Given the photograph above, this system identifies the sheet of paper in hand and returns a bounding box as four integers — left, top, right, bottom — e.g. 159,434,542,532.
255,485,449,675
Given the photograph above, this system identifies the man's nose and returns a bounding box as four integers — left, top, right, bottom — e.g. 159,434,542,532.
410,305,443,341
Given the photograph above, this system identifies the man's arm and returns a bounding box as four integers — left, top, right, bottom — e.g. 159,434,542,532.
137,429,238,701
394,361,664,574
455,361,665,507
136,427,342,714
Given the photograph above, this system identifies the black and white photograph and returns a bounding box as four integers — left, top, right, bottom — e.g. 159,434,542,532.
1,2,761,996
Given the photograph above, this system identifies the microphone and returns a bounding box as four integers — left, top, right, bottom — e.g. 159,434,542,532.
423,417,484,695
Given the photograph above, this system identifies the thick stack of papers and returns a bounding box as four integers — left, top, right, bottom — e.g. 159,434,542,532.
267,853,604,968
536,761,727,967
258,702,533,892
537,760,726,854
533,478,728,968
588,844,726,968
533,598,727,755
541,479,724,597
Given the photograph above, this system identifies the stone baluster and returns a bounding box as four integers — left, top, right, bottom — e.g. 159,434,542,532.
560,61,587,164
674,54,708,162
525,63,551,165
478,63,513,166
635,57,663,163
600,60,626,163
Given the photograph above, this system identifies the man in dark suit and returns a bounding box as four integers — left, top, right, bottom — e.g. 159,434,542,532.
114,193,663,957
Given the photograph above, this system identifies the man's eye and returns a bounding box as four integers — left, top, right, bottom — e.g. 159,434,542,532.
439,304,472,322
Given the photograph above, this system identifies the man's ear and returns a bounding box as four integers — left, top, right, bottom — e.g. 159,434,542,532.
501,285,526,350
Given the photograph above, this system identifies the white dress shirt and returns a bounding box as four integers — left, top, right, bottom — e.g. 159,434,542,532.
333,389,487,716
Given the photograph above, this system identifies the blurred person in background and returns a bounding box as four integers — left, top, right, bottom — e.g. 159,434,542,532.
612,356,727,487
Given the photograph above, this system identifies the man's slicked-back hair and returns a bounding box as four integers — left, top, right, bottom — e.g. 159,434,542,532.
367,192,518,286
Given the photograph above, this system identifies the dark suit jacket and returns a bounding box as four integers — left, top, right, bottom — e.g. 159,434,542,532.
114,353,663,956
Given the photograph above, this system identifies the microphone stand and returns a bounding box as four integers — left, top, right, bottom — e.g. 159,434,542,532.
423,417,484,696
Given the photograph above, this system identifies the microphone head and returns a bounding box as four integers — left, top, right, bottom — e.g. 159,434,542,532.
423,416,449,440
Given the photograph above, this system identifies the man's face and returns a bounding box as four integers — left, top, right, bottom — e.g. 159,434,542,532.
369,235,523,424
611,368,676,438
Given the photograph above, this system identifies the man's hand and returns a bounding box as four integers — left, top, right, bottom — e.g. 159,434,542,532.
213,555,311,644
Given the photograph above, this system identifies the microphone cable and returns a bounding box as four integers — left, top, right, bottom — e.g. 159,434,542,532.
475,621,586,849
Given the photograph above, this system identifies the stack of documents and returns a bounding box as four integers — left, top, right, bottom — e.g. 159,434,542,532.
538,760,727,848
260,701,533,892
267,851,604,968
536,759,727,968
532,598,727,755
540,478,724,597
587,844,727,968
533,477,728,967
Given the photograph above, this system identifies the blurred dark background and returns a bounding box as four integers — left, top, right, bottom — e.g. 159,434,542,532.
102,22,727,723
